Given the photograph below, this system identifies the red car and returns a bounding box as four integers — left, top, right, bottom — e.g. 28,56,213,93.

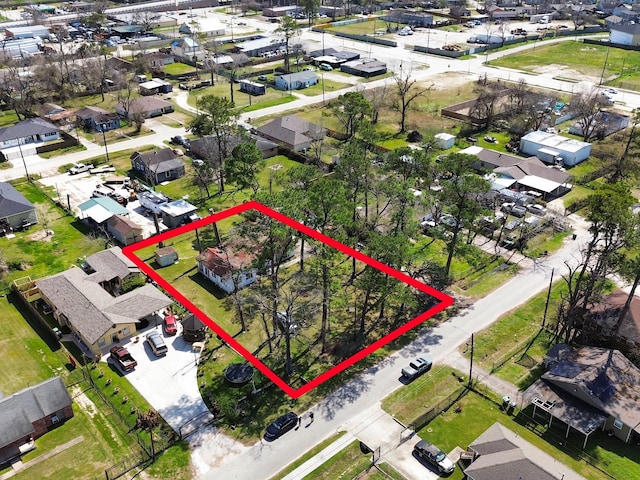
164,315,178,336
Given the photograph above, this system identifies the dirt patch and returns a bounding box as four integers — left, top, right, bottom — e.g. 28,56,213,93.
533,64,600,84
71,386,97,418
27,230,54,242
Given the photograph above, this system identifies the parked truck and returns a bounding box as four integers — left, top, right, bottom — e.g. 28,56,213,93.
110,346,137,371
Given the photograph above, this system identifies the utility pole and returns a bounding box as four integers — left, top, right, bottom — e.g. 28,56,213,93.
542,268,555,328
468,333,474,389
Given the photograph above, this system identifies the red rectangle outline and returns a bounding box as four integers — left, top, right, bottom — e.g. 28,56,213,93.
123,200,454,398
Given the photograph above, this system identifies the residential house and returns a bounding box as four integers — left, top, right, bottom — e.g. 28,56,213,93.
582,289,640,355
340,58,387,78
39,103,74,126
115,97,174,119
257,115,326,152
524,344,640,446
130,148,185,185
392,11,434,25
597,0,618,15
106,214,144,246
0,377,73,464
178,17,226,37
196,244,258,294
35,247,173,355
138,78,173,96
568,111,630,139
171,37,205,62
0,118,60,150
519,131,591,166
460,146,571,199
190,133,278,160
610,23,640,45
463,422,586,480
77,197,129,227
75,106,121,132
274,71,318,91
612,3,638,23
0,182,37,230
142,52,175,69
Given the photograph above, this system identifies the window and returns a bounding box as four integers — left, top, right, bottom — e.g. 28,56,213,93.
122,327,130,336
51,415,59,424
98,337,106,347
614,419,624,430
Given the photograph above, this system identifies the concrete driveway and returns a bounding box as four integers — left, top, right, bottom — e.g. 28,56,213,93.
104,321,208,429
102,321,249,477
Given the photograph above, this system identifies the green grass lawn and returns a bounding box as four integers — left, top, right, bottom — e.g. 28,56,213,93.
0,181,105,291
489,41,640,82
164,62,198,76
295,79,351,97
299,440,376,479
271,431,348,479
0,109,20,128
382,365,467,425
463,281,568,387
187,82,297,114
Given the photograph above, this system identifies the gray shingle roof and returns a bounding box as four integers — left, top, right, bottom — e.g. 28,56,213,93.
466,422,586,480
36,249,172,345
0,377,72,450
0,118,58,143
0,182,35,219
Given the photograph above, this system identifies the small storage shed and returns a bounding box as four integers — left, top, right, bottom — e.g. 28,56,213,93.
435,132,456,149
155,246,178,267
181,313,207,342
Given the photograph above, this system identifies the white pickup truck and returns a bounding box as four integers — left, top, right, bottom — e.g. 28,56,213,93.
68,163,94,175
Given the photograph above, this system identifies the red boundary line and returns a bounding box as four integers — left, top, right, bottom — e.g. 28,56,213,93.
123,200,454,398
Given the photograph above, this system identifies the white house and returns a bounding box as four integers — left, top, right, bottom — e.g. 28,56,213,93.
610,23,640,46
196,245,258,294
519,131,591,167
171,37,205,61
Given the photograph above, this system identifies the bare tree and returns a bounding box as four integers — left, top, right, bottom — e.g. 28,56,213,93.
393,69,432,133
226,53,248,104
571,88,609,141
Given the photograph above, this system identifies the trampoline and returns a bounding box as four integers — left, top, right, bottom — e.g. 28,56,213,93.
224,363,254,385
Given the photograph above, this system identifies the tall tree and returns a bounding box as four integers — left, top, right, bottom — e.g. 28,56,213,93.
226,53,248,104
393,69,432,133
437,153,491,278
556,184,635,342
300,0,320,26
571,88,610,141
189,95,238,194
328,91,372,140
225,141,265,194
607,108,640,183
275,15,301,72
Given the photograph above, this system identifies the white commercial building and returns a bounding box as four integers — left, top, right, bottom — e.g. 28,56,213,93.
519,131,591,167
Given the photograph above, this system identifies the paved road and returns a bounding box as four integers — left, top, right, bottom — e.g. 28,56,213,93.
203,213,592,479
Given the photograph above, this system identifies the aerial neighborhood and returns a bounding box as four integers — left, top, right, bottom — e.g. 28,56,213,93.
1,1,640,480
